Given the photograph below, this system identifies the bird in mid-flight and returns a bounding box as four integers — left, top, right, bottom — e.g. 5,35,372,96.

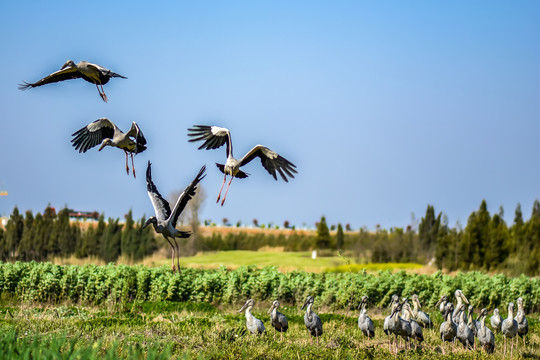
71,118,147,178
187,125,297,205
19,60,127,102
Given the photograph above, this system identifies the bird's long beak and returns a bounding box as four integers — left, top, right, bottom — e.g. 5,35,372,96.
98,141,107,152
267,304,274,314
238,303,247,313
461,293,469,305
301,299,309,310
415,298,422,309
435,296,444,307
142,218,152,229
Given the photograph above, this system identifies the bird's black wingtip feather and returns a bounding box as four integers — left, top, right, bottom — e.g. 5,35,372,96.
18,82,32,90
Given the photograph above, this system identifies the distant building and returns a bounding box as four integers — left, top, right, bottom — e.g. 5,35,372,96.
68,210,99,221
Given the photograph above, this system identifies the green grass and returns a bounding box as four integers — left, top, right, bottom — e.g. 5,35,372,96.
0,300,538,359
178,251,344,272
327,263,425,273
173,251,426,273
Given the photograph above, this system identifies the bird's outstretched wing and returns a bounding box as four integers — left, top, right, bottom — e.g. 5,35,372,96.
87,62,127,79
239,145,297,182
18,66,82,90
146,161,171,222
170,165,206,228
126,122,147,153
188,125,232,157
71,118,117,153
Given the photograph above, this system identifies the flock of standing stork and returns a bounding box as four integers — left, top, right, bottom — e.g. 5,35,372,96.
238,290,530,357
19,60,297,272
18,60,532,356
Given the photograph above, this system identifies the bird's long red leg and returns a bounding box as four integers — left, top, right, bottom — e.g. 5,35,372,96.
220,176,234,206
130,152,136,178
124,150,130,175
172,237,181,273
164,237,176,272
101,84,108,102
216,174,227,203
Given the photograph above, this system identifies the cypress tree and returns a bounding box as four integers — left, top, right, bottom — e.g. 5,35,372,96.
316,216,331,249
336,223,344,250
4,207,24,259
18,210,34,261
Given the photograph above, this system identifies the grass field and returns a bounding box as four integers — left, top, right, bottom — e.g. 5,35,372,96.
0,300,537,359
130,250,431,273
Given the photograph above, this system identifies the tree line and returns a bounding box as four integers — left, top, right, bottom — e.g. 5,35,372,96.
0,207,157,263
0,199,539,275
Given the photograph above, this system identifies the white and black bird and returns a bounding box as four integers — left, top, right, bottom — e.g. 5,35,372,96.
490,308,502,333
440,304,457,343
402,302,424,349
452,290,469,323
515,297,529,347
435,295,452,317
477,308,495,354
302,295,323,345
357,296,375,344
71,118,147,178
142,162,206,272
410,294,433,329
456,304,474,349
384,295,400,351
19,60,126,102
392,301,412,354
268,300,288,340
187,125,297,205
239,299,265,335
501,302,518,358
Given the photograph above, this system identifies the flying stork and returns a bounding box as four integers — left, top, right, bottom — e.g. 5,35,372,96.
187,125,297,205
19,60,126,102
71,118,147,178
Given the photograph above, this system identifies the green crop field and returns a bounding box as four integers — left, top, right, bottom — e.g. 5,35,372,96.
0,262,538,359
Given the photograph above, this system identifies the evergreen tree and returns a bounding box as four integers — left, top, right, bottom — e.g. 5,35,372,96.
121,210,137,259
316,216,331,249
485,212,509,270
54,208,76,257
43,206,57,258
522,200,540,275
463,200,490,269
336,223,344,250
18,210,34,261
101,218,121,262
418,205,441,260
4,207,24,259
32,213,46,260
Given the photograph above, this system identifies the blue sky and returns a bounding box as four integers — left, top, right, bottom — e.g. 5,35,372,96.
1,1,539,229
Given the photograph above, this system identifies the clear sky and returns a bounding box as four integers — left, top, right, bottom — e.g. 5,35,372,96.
1,1,539,230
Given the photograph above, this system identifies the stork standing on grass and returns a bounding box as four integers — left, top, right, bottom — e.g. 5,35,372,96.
490,308,502,333
501,302,518,358
302,295,323,345
142,162,206,272
452,290,469,323
410,294,433,328
357,296,375,344
19,60,126,102
71,118,147,178
515,297,528,347
239,299,265,335
268,300,288,340
477,308,495,354
187,125,297,205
